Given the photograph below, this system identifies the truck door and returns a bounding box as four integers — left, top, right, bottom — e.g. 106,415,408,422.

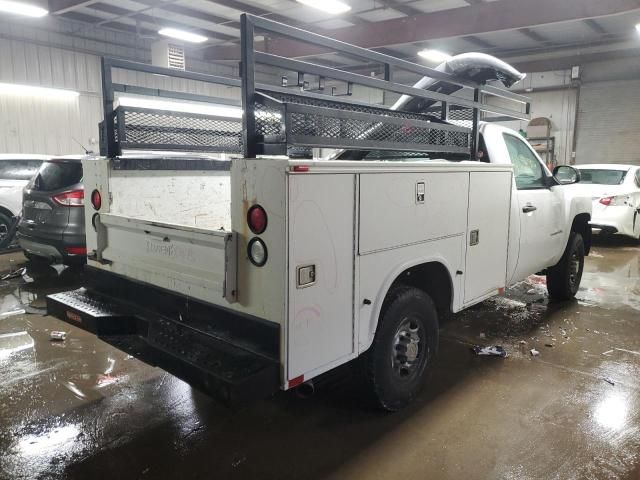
502,133,562,282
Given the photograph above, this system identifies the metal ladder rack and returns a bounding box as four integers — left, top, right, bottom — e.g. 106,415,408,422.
240,13,531,160
99,57,243,158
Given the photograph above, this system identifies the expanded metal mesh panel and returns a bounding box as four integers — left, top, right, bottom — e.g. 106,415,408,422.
114,107,243,153
448,107,474,129
266,91,435,122
287,110,469,151
254,91,470,155
254,101,283,137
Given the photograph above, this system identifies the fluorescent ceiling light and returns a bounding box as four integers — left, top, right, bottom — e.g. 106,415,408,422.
117,95,242,118
296,0,351,14
417,49,452,63
158,28,207,43
0,83,79,98
636,23,640,34
0,0,48,17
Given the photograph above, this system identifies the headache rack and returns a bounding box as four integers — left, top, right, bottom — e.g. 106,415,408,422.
99,14,530,160
99,57,243,157
240,14,530,159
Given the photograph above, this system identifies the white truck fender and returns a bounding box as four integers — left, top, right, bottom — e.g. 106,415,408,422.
548,186,593,266
359,255,456,354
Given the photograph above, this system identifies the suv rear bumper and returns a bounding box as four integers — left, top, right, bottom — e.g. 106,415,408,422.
17,231,85,263
18,233,64,261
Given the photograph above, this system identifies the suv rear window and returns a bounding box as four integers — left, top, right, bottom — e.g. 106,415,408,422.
0,160,43,181
31,161,83,191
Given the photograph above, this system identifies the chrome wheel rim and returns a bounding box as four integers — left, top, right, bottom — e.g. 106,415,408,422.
392,317,422,379
569,251,580,288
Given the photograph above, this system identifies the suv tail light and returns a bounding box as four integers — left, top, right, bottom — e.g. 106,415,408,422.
64,246,87,255
52,189,84,207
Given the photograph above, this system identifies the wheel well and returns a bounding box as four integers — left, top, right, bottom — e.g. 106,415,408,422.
0,206,15,220
571,213,591,255
390,262,453,322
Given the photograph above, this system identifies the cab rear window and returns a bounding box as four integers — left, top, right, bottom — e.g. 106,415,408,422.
31,161,83,191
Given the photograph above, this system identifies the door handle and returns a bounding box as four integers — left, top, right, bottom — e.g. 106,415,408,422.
522,204,537,213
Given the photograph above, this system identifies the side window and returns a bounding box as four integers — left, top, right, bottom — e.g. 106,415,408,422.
502,134,546,190
0,160,42,181
635,169,640,188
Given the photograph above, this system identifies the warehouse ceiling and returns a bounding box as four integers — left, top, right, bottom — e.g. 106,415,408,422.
46,0,640,70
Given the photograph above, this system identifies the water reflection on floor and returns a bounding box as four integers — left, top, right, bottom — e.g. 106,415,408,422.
0,236,638,480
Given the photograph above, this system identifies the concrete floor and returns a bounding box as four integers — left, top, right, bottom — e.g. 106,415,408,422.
0,237,638,480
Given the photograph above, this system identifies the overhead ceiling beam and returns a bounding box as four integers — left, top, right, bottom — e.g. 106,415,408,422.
60,11,157,36
462,34,495,49
85,3,237,42
133,0,241,30
518,27,553,45
373,0,423,16
204,0,369,27
583,18,608,35
204,0,640,60
48,0,99,14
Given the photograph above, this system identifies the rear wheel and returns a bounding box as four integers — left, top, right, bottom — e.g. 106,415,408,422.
0,213,17,250
362,286,439,411
547,232,584,301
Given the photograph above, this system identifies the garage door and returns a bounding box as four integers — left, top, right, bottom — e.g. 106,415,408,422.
575,79,640,165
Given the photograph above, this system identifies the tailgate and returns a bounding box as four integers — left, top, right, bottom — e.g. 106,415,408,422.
94,213,237,303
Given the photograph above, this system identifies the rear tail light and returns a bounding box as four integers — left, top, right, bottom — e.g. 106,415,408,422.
64,246,87,255
91,189,102,210
247,204,267,234
599,195,629,207
247,238,268,267
52,189,84,207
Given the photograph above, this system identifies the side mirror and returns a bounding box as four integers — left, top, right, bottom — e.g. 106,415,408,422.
553,165,581,185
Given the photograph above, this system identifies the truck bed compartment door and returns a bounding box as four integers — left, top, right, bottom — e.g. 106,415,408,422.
464,171,512,304
287,174,355,379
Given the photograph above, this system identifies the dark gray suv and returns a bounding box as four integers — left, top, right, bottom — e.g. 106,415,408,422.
17,157,85,264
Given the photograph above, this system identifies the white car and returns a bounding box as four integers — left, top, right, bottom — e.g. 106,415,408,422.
573,164,640,240
0,154,50,244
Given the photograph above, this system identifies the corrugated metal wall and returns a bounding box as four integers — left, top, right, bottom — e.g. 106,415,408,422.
575,79,640,165
0,36,240,156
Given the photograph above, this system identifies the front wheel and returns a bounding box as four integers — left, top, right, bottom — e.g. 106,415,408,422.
362,286,439,411
547,232,585,301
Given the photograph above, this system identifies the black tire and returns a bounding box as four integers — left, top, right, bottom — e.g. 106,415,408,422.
547,232,585,301
0,212,17,250
362,286,439,411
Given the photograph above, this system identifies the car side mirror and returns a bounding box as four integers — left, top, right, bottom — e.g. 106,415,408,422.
553,165,581,185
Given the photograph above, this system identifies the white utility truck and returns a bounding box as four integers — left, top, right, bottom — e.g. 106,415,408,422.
48,15,591,410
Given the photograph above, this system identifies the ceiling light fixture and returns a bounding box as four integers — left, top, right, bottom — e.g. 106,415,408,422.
636,23,640,34
0,83,79,98
417,49,452,63
296,0,351,14
117,95,242,118
158,28,207,44
0,0,48,17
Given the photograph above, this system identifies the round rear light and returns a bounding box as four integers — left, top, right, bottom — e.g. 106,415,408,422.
247,205,267,234
247,238,268,267
91,189,102,210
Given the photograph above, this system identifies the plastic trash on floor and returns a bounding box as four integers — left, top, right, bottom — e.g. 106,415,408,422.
471,345,507,358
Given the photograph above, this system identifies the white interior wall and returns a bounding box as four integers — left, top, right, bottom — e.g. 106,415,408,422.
489,70,577,166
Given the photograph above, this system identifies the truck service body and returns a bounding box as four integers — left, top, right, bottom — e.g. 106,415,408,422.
48,15,591,409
